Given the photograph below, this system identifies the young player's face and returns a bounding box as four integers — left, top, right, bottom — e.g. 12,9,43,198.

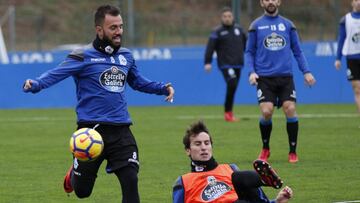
261,0,281,15
353,0,360,12
221,11,234,26
96,14,123,48
186,132,213,161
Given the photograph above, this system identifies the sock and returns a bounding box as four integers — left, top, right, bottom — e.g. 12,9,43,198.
259,118,272,149
286,117,298,153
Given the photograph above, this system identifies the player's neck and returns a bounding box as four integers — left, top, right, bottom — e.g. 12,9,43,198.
191,157,218,172
93,35,120,55
264,10,279,17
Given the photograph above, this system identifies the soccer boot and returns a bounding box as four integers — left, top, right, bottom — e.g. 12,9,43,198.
224,112,239,122
253,159,283,189
63,165,74,193
258,148,270,162
288,153,299,163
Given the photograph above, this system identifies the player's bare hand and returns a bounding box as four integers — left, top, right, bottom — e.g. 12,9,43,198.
23,79,33,90
204,64,212,73
304,72,316,87
334,60,341,70
275,186,293,203
165,86,175,103
249,72,259,86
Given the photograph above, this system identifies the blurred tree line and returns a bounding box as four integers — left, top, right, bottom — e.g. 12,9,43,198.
0,0,353,51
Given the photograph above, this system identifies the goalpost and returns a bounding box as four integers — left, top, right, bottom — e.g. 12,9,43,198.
0,26,9,64
0,5,15,64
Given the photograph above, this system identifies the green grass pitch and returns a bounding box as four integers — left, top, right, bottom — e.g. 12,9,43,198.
0,104,359,203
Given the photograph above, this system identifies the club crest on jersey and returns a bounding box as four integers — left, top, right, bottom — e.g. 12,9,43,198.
201,176,232,201
278,23,286,31
264,32,286,51
119,55,127,65
352,32,360,43
99,66,126,92
234,28,240,36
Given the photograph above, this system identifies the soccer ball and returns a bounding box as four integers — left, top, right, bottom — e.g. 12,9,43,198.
70,128,104,161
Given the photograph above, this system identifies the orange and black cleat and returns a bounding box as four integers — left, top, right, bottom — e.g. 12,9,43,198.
63,165,74,194
253,159,283,189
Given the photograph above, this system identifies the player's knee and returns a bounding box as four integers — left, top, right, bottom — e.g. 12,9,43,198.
74,188,92,199
353,86,360,95
261,109,273,119
283,103,296,115
116,165,139,187
286,105,295,114
227,80,238,93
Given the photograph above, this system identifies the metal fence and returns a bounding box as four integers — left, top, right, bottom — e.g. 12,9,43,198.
0,0,353,51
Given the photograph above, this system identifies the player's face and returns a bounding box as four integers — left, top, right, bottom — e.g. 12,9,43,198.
96,14,123,48
221,11,234,26
261,0,281,15
186,132,213,162
353,0,360,12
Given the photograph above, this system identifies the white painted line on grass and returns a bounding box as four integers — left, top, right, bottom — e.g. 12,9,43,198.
177,113,359,120
0,113,358,122
0,117,74,122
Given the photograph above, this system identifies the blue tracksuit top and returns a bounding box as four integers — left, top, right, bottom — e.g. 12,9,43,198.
34,44,169,124
245,14,310,76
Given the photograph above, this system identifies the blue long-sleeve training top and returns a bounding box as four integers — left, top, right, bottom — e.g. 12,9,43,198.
32,44,169,125
245,14,310,77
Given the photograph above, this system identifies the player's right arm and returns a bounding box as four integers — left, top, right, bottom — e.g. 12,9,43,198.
335,16,346,70
245,22,258,85
172,176,185,203
23,50,85,93
204,29,218,72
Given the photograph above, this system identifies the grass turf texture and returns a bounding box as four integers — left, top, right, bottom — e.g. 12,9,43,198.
0,104,359,203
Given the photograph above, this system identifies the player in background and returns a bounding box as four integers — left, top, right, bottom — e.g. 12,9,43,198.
172,121,293,203
335,0,360,115
204,7,247,122
245,0,316,163
23,5,174,202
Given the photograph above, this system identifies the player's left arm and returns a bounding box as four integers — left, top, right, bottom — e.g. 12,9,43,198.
127,63,174,102
290,26,316,86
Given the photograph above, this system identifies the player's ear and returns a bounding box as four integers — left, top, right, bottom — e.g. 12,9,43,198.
259,0,263,7
185,148,191,156
95,25,103,37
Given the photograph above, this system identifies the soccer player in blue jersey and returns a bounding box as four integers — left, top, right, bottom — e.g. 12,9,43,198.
245,0,316,163
23,5,174,202
335,0,360,115
204,7,247,122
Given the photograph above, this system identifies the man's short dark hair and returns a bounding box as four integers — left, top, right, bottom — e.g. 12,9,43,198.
221,6,232,14
95,5,121,26
183,121,213,149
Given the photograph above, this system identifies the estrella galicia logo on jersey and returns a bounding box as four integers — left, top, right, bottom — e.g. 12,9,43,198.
264,32,286,51
351,32,360,43
201,176,232,202
99,66,126,92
